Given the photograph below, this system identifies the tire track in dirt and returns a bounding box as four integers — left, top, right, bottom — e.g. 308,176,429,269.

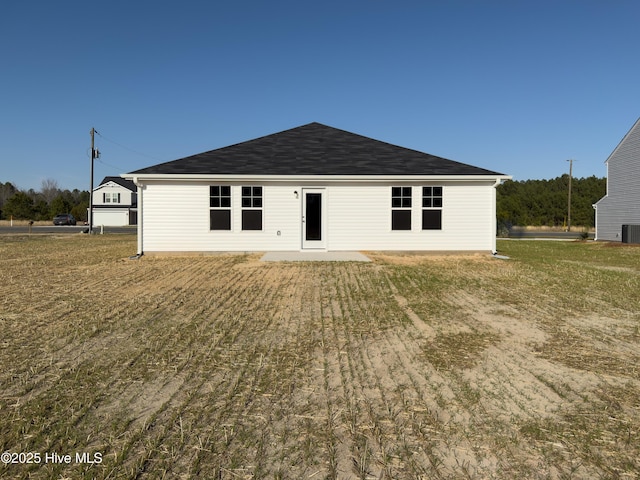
131,260,324,478
369,251,640,479
317,266,354,479
197,264,299,475
335,266,420,478
269,265,334,478
5,238,639,479
365,321,496,477
95,256,278,476
431,288,636,478
3,258,225,458
431,291,563,476
0,260,155,404
2,255,207,400
4,252,288,478
378,267,492,477
309,263,446,478
319,263,436,477
447,290,613,411
378,272,532,477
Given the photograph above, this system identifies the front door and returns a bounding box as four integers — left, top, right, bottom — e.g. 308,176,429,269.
302,189,325,249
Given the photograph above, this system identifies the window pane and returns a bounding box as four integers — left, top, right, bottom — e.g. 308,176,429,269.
392,187,401,197
221,186,231,196
253,186,262,196
422,185,443,209
392,198,401,208
221,197,231,208
210,210,231,230
242,198,251,208
242,210,262,230
401,198,412,208
422,210,442,230
210,198,220,208
402,187,411,197
242,186,251,197
211,186,219,196
253,198,262,208
392,210,411,230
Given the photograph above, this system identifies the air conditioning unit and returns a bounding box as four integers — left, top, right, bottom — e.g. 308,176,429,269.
621,225,640,244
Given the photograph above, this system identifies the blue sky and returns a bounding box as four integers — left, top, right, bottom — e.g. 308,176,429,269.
1,0,639,191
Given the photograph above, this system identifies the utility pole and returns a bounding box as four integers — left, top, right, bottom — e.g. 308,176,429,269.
566,159,574,232
89,128,99,234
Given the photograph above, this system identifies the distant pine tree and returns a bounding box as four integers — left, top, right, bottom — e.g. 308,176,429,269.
0,180,89,221
497,175,605,228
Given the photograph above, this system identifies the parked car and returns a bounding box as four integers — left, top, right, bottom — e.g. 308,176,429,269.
53,214,76,225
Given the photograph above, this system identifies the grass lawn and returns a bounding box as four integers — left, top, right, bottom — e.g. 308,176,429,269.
1,236,638,479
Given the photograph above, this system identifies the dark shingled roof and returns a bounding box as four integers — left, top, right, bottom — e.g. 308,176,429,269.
99,176,136,191
129,123,504,176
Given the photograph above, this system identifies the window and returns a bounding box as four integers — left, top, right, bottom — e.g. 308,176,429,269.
103,192,120,204
422,186,442,230
241,186,262,230
422,186,442,208
391,187,412,230
210,185,231,230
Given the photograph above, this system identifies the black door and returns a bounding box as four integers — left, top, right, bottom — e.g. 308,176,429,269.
305,193,322,241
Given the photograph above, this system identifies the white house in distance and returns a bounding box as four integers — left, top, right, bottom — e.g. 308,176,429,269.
594,117,640,242
91,176,137,226
121,123,510,255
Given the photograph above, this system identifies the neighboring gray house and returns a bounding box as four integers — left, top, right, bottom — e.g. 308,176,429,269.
122,123,510,255
91,176,137,226
594,118,640,241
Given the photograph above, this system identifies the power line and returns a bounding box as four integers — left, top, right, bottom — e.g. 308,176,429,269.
94,131,166,162
96,157,128,173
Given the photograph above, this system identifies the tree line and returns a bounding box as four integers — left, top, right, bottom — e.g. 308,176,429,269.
0,175,606,227
497,175,606,228
0,179,89,222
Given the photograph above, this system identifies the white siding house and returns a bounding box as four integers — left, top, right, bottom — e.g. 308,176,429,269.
91,177,137,226
122,123,509,254
594,118,640,241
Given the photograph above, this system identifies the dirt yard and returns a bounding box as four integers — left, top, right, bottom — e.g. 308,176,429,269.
0,235,638,479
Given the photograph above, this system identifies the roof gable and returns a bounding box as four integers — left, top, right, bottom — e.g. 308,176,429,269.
605,117,640,166
128,123,504,177
98,176,136,192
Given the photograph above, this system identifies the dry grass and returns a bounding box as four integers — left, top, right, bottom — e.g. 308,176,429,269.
1,235,639,479
0,220,57,226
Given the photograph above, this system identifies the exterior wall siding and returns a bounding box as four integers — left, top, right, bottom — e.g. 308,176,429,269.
140,181,498,253
142,182,301,252
92,209,131,227
595,119,640,241
93,184,135,206
326,183,495,251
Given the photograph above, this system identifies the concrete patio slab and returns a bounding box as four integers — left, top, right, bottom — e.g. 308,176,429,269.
260,251,371,262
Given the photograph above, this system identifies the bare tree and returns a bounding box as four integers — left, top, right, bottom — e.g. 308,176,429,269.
40,178,60,204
